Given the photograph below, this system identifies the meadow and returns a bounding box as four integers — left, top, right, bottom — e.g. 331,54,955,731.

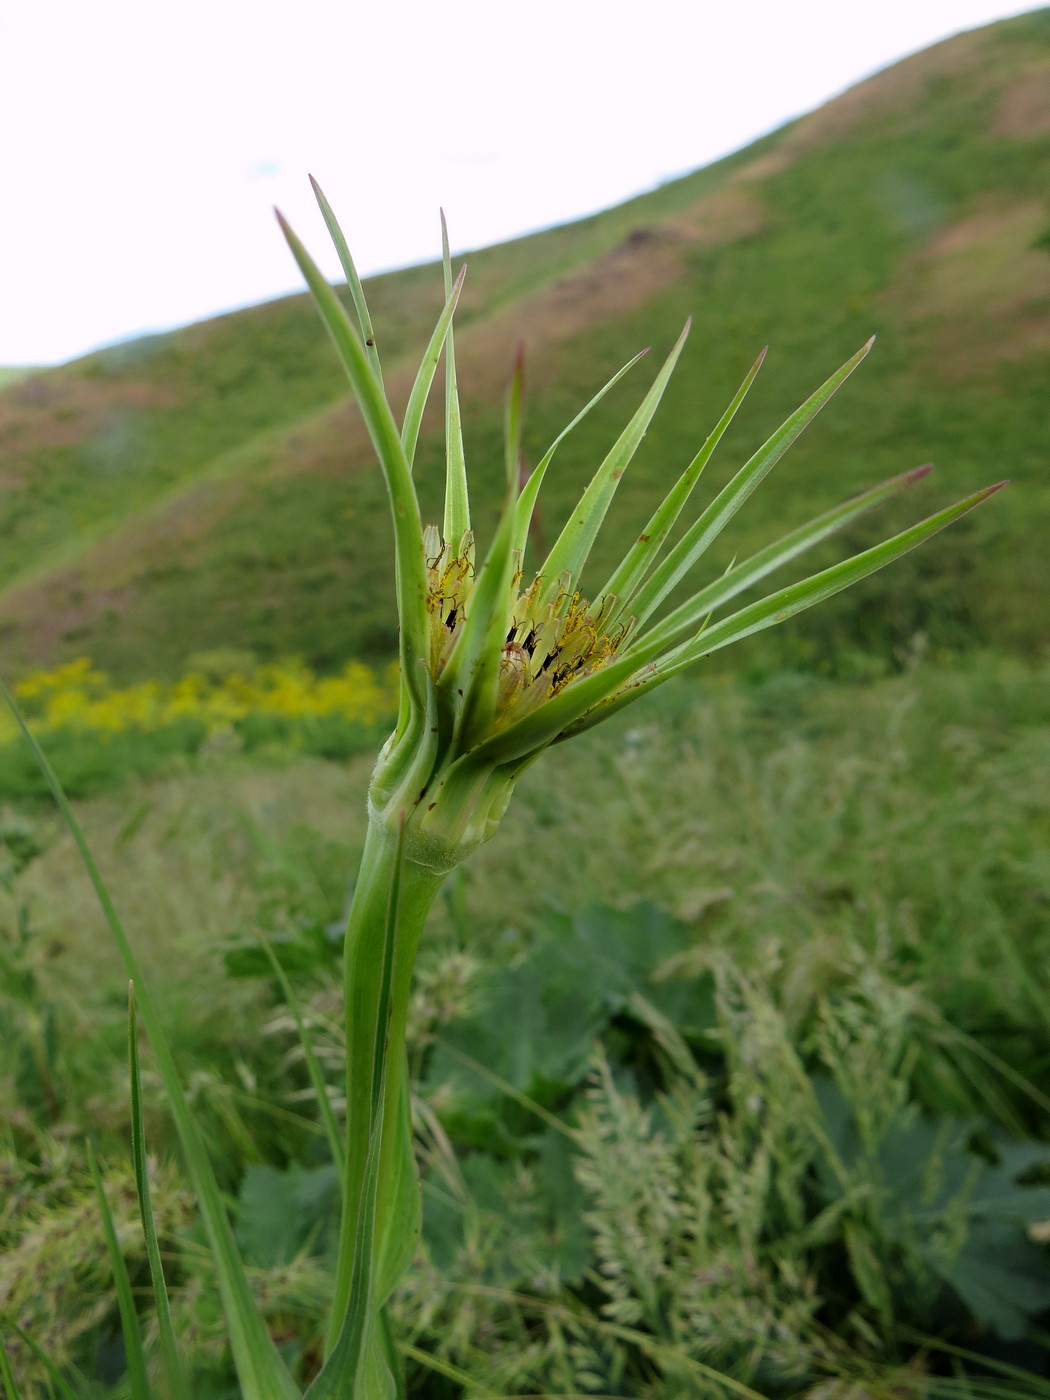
2,13,1049,1395
2,647,1049,1396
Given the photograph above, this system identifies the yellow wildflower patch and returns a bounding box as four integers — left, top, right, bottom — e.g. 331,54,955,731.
2,657,399,745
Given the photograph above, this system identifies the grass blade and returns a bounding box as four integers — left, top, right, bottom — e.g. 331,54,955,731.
441,211,470,544
402,264,466,470
599,346,767,616
511,348,649,564
638,463,933,656
86,1139,152,1400
0,1329,24,1400
4,1326,82,1400
538,321,690,606
310,176,383,386
0,682,299,1400
628,336,875,627
258,937,344,1182
278,209,430,689
128,985,191,1400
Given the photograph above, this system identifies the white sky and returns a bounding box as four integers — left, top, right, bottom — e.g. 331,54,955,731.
0,0,1043,365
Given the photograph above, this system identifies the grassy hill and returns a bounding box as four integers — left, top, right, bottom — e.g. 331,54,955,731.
1,9,1048,682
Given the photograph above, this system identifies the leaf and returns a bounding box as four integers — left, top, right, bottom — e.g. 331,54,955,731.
599,345,767,618
86,1140,152,1400
236,1163,340,1267
948,1221,1050,1338
0,1338,22,1400
424,903,706,1148
638,464,933,658
511,349,649,565
441,211,469,544
537,322,690,606
310,176,383,385
0,678,299,1400
307,822,407,1398
401,265,466,469
2,1326,82,1400
257,934,345,1181
129,985,190,1400
656,480,1007,670
277,210,430,698
627,337,875,627
557,478,1007,739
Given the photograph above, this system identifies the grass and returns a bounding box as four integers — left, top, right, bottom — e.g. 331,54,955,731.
1,14,1048,1393
2,650,1048,1394
0,13,1047,679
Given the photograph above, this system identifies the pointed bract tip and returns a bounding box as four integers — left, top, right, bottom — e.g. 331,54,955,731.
308,173,320,189
862,334,877,351
906,463,933,482
985,479,1009,494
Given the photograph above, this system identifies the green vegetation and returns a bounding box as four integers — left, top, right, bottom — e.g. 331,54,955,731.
0,656,397,798
1,11,1047,1397
0,368,39,390
0,13,1047,679
2,654,1048,1394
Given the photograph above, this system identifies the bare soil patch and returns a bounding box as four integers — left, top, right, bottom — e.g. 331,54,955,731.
991,59,1050,138
881,199,1050,379
0,374,179,454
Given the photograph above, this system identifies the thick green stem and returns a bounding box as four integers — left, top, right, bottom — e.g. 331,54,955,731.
328,815,446,1354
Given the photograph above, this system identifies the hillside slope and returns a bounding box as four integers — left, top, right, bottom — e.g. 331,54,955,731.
1,9,1047,680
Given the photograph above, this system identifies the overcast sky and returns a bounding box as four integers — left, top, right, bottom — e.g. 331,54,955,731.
0,0,1043,365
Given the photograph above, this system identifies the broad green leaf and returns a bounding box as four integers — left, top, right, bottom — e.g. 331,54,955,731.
638,464,932,657
537,321,690,608
0,681,299,1400
511,349,649,564
129,986,190,1400
402,265,466,469
628,336,875,627
441,211,470,544
310,176,383,386
599,346,767,618
87,1140,152,1400
277,211,430,696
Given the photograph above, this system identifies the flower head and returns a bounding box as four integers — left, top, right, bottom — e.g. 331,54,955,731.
278,185,1004,867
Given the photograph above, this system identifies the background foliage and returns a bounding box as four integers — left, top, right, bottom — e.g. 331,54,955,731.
1,10,1048,1397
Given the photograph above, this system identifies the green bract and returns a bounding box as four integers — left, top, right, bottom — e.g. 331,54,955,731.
278,192,1003,874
